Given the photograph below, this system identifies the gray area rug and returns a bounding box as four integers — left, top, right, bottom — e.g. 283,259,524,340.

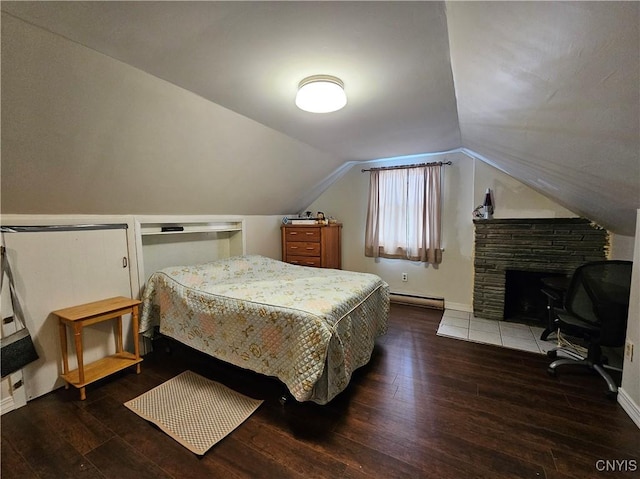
125,370,263,455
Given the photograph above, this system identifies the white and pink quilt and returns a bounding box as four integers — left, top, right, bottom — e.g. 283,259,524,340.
140,255,389,404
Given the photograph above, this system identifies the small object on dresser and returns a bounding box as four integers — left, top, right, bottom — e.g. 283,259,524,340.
290,219,317,225
316,212,328,225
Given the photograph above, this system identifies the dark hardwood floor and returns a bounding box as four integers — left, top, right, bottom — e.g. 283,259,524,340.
2,304,639,479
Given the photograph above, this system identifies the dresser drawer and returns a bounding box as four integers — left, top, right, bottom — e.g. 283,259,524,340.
287,256,322,267
284,227,321,242
286,242,321,256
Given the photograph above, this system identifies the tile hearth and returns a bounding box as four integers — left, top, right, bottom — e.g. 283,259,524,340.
437,309,558,354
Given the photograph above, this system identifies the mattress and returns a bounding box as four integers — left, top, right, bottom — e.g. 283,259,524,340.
139,255,389,404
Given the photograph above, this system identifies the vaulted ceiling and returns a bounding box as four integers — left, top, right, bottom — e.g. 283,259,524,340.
2,1,638,235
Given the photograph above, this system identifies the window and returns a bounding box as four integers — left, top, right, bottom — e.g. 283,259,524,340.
364,164,443,264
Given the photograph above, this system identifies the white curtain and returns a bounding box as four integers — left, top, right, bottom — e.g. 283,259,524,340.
365,165,442,263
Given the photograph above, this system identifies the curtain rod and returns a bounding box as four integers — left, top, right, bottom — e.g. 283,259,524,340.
361,160,452,172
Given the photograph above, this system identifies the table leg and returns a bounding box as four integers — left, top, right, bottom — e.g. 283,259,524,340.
116,315,123,354
132,305,141,374
73,323,85,390
58,320,69,389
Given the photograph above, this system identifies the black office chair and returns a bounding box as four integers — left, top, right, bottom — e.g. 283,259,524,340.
546,260,633,399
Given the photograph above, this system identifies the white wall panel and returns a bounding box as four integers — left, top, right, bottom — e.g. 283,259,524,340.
2,226,133,400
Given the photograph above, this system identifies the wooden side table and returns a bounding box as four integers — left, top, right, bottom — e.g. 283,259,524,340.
53,296,143,400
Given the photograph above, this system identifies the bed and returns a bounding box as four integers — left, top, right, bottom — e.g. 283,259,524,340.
139,255,389,404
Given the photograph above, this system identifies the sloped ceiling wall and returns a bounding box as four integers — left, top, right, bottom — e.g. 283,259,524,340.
1,2,638,235
447,2,639,235
0,1,461,161
0,13,345,216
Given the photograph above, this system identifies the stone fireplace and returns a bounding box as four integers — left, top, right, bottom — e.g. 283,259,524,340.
473,218,609,321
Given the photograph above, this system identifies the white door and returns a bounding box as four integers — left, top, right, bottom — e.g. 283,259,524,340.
1,226,132,402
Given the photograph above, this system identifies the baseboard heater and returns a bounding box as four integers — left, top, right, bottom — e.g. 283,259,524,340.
389,293,444,310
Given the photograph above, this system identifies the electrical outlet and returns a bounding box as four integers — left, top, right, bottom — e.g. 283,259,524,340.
625,340,634,362
401,272,408,282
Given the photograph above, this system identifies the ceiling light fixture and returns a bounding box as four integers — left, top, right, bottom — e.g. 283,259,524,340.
295,75,347,113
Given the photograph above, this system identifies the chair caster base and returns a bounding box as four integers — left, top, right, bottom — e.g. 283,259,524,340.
540,328,557,341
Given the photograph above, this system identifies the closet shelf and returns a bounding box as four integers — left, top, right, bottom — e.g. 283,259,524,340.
140,222,243,236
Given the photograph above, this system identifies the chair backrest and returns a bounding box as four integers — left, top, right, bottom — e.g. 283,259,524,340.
564,260,633,347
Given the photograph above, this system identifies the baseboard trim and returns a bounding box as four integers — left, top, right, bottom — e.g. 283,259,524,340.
390,293,444,310
617,387,640,429
1,396,15,416
443,301,473,313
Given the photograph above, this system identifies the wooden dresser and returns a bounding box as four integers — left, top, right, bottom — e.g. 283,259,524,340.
281,223,342,269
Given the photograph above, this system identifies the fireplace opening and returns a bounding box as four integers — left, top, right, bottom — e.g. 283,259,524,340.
503,270,568,324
